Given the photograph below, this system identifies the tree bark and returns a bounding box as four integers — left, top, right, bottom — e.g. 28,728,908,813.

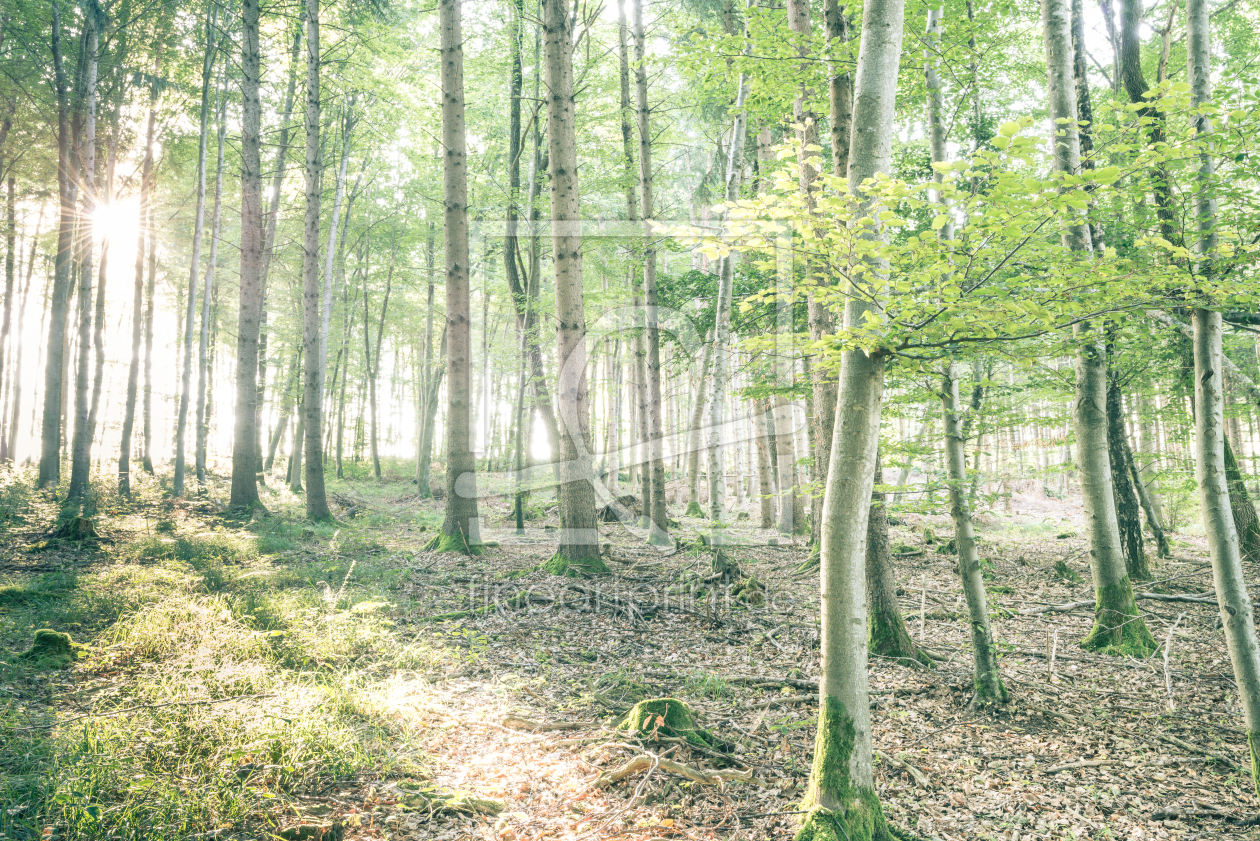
800,0,904,833
543,0,603,573
942,364,1008,704
196,64,227,485
174,0,218,497
632,0,669,544
67,2,101,501
1107,374,1149,577
1042,0,1154,657
685,332,713,516
230,0,265,511
436,0,481,553
301,0,331,519
866,450,927,666
364,235,394,480
753,397,775,528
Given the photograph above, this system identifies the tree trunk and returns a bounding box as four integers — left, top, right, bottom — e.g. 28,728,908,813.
301,0,331,519
942,364,1008,704
174,0,218,497
7,208,39,463
800,0,904,834
543,0,603,573
632,0,669,545
230,0,265,511
1107,374,1149,577
866,450,927,666
685,333,713,516
753,398,775,528
436,0,481,553
67,3,101,501
197,66,228,485
365,235,394,481
1042,0,1154,657
266,354,296,471
0,175,15,462
773,394,800,534
1124,430,1170,558
320,100,354,390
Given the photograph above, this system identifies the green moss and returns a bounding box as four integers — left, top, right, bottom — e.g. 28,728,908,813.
797,696,892,841
868,609,932,668
972,671,1010,707
1080,575,1157,657
542,553,609,577
424,532,485,556
684,501,705,518
618,698,714,749
18,629,76,668
1250,730,1260,800
731,576,765,605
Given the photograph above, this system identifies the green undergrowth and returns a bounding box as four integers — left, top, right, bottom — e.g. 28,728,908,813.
0,479,473,841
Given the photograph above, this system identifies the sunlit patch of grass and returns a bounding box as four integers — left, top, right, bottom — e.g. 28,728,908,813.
0,502,466,840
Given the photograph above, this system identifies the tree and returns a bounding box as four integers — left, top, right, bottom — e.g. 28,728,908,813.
229,0,266,512
1040,0,1155,657
542,0,604,575
301,0,331,520
433,0,481,554
797,0,905,837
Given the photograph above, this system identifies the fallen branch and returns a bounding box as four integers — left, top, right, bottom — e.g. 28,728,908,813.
596,754,758,788
1137,591,1216,605
1042,758,1124,774
874,749,932,788
1156,732,1237,767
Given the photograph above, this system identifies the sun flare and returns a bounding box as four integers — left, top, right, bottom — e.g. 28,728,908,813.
89,199,140,247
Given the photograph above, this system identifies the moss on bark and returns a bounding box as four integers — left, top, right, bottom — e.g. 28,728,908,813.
1250,730,1260,800
1080,575,1157,657
797,696,892,841
684,500,705,518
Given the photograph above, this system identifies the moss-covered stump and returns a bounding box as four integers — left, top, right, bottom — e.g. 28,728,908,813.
618,698,714,749
19,629,76,668
1080,577,1157,657
797,696,894,841
423,531,485,556
730,576,765,606
52,515,98,541
542,553,609,577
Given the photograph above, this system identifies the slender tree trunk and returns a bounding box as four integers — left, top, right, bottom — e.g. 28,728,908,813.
1107,374,1149,577
417,224,438,495
753,397,775,528
773,393,800,534
1124,431,1170,557
866,450,926,666
365,236,394,481
320,100,354,389
1186,6,1260,794
708,69,749,530
196,67,227,485
301,0,331,518
632,0,669,544
436,0,481,553
67,4,101,501
685,332,713,515
0,175,15,462
230,0,265,510
1042,0,1154,656
800,0,905,834
543,0,603,572
266,355,296,470
174,1,218,497
824,0,853,178
942,364,1007,704
7,209,39,463
86,102,118,476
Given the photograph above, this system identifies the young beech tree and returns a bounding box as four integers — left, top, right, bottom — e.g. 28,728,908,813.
797,0,905,838
1041,0,1155,657
1185,0,1260,796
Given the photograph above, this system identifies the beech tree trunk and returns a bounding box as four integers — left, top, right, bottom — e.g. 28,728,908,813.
174,1,218,497
302,0,331,519
633,0,669,544
230,0,265,511
544,0,603,573
1106,375,1149,577
436,0,481,553
67,3,100,501
866,450,927,666
800,0,904,834
1042,0,1154,657
685,333,713,516
942,364,1008,704
197,67,227,485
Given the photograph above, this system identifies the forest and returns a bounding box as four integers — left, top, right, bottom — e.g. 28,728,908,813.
1,0,1260,837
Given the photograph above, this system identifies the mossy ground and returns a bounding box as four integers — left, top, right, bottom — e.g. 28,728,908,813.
542,552,609,577
424,531,485,556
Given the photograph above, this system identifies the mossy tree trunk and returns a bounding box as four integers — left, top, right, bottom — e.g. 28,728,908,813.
799,0,903,836
866,451,928,667
1042,0,1154,657
941,364,1007,704
1187,0,1260,797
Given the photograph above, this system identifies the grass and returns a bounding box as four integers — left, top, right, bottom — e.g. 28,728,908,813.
0,468,467,841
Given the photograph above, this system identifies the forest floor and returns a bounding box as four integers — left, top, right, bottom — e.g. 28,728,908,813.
0,462,1256,841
